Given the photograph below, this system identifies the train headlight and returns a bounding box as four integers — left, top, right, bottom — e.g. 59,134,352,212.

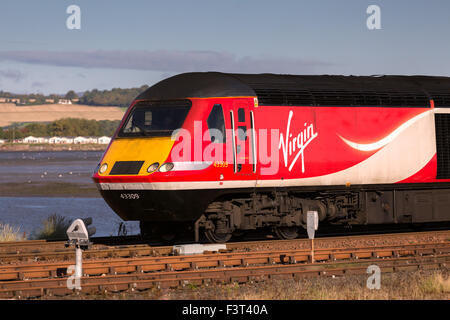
159,162,174,172
147,162,160,173
99,163,108,174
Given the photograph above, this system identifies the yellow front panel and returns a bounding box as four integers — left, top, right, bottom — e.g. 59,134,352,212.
99,137,175,176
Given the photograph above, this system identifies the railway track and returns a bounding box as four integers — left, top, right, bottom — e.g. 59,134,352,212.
0,242,448,280
0,231,448,298
0,246,448,299
1,230,449,263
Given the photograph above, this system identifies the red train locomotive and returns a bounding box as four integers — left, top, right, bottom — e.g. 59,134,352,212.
92,72,450,242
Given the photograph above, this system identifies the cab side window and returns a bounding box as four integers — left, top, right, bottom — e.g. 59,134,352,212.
207,104,226,143
238,108,245,122
237,108,247,141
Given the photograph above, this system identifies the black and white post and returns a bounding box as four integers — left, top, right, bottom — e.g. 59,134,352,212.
306,211,319,263
66,218,96,290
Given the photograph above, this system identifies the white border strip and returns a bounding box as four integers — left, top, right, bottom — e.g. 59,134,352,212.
172,161,212,171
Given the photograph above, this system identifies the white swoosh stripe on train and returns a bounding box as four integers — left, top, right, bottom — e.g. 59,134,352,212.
338,109,433,151
172,161,212,171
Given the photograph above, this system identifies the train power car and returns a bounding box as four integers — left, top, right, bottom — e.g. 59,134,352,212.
92,72,450,242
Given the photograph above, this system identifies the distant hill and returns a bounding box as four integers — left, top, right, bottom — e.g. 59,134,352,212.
79,85,149,107
0,85,149,108
0,104,125,127
0,117,121,140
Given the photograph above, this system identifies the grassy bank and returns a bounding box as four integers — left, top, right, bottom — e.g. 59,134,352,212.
0,223,26,242
30,214,73,240
50,269,449,300
135,270,450,300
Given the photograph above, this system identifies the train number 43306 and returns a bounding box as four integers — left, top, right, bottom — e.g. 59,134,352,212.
120,193,139,200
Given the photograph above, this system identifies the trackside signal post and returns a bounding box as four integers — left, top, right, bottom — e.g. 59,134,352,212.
66,218,96,290
307,211,319,263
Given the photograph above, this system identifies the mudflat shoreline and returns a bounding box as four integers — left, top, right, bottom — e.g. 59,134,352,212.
0,149,103,197
0,181,101,198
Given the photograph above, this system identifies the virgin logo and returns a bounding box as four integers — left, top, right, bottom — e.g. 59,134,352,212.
279,111,318,172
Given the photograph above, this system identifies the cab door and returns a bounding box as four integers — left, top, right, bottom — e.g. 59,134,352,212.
230,99,257,178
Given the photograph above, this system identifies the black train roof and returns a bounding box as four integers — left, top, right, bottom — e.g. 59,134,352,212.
136,72,450,107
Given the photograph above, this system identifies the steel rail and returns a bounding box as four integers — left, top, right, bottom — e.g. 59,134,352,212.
0,253,447,299
1,230,449,263
1,230,449,253
0,242,448,282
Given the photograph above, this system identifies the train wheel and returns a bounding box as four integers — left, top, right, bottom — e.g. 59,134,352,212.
274,226,299,240
204,229,232,243
160,231,177,242
140,222,180,242
140,221,152,238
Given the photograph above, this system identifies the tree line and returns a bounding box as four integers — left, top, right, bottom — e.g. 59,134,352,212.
79,85,149,107
0,119,121,140
1,85,149,107
0,91,61,105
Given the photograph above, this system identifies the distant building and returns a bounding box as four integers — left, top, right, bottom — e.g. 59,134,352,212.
22,136,49,144
28,98,36,103
86,137,98,144
50,136,74,144
45,99,55,103
17,136,111,145
22,136,38,143
58,99,72,105
49,136,62,144
60,137,74,144
72,98,80,103
0,139,5,144
98,136,111,144
74,136,88,144
0,98,7,103
10,98,20,104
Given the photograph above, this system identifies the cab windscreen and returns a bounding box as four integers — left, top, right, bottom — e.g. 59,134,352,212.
118,100,191,137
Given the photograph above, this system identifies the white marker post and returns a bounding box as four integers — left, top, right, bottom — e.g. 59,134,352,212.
306,211,319,263
66,218,96,290
75,245,82,279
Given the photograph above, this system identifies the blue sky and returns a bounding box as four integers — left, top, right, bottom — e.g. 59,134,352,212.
0,0,449,94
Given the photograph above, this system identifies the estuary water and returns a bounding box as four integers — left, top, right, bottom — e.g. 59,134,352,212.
0,150,103,183
0,150,139,238
0,197,139,237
